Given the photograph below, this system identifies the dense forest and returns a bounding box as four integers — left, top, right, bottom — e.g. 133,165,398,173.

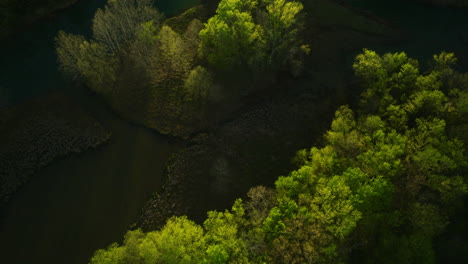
0,0,467,263
55,0,468,263
88,49,468,263
55,0,309,136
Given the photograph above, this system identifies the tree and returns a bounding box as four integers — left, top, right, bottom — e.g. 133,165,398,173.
156,25,193,77
89,217,206,264
56,30,118,93
184,19,205,51
202,199,250,264
262,0,304,68
76,40,118,94
199,0,306,72
55,31,86,80
199,0,262,69
92,0,162,53
88,49,467,264
183,66,213,121
128,20,160,70
353,49,419,114
151,216,206,264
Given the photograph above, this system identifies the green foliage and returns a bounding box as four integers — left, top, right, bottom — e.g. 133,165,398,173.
88,50,467,264
184,19,205,50
55,31,86,80
92,0,163,53
183,66,213,121
203,200,250,263
155,25,193,77
152,216,206,264
56,0,162,94
56,31,118,94
262,0,304,67
56,0,212,135
199,0,307,72
76,40,118,94
350,50,468,262
90,243,126,264
90,217,206,264
164,5,208,35
199,0,262,69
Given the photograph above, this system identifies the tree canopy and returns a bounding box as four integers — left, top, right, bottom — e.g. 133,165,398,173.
199,0,308,72
88,50,468,263
55,1,212,135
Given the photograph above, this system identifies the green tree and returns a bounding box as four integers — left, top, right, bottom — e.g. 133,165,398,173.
183,66,213,121
76,40,118,94
199,0,262,69
184,19,205,51
151,216,206,264
55,31,86,80
156,25,193,77
89,217,206,264
262,0,304,68
199,0,306,72
203,199,250,263
88,50,468,264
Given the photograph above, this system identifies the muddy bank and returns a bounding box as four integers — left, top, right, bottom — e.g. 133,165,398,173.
136,86,337,230
0,93,110,203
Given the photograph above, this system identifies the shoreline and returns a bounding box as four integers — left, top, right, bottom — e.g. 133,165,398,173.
0,93,111,204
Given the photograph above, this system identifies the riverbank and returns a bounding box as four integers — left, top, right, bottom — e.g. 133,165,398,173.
136,0,400,230
0,93,110,203
106,5,209,138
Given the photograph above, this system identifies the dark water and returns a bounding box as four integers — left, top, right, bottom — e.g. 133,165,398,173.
344,0,468,69
0,1,198,264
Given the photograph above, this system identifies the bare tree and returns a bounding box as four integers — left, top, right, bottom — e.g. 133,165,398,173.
92,0,163,53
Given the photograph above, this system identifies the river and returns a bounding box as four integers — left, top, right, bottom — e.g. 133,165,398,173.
0,1,198,264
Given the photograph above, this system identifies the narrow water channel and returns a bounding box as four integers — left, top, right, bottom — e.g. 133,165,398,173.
0,1,198,264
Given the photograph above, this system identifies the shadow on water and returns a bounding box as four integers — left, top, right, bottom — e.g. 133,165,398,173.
0,0,198,264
